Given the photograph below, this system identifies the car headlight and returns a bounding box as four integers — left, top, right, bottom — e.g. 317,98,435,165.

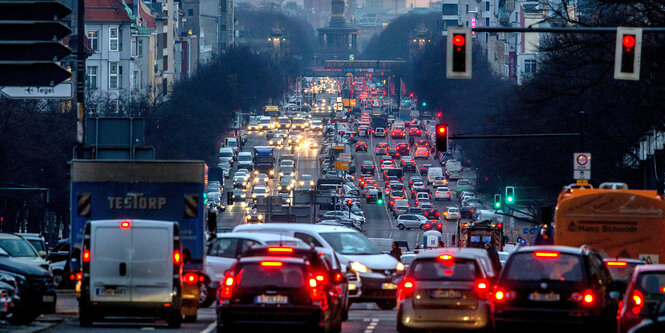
310,181,315,186
270,170,275,175
278,186,282,190
299,181,304,185
350,261,370,273
279,172,284,176
396,262,405,271
258,215,263,220
252,194,257,198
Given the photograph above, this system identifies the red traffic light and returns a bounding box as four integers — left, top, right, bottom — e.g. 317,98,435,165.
623,35,636,48
437,125,446,134
452,35,466,47
346,200,353,205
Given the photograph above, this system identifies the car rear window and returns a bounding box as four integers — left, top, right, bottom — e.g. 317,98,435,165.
412,258,478,281
237,262,306,288
636,272,665,297
506,253,584,282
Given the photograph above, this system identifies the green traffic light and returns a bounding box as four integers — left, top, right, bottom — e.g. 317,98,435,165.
507,197,514,203
494,202,500,208
377,199,383,204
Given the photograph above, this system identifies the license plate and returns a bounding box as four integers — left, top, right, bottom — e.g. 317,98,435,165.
382,283,397,290
97,287,126,296
430,289,461,299
529,292,560,301
42,295,55,303
255,295,288,304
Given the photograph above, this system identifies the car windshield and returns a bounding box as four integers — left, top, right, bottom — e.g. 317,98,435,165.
254,188,267,193
606,262,643,283
236,262,306,288
26,239,46,252
0,239,38,257
238,154,252,161
320,232,381,255
506,253,584,282
412,258,478,281
219,151,233,158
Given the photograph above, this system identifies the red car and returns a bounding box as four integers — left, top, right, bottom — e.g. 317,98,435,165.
617,263,661,333
408,128,422,137
391,127,405,139
355,141,368,152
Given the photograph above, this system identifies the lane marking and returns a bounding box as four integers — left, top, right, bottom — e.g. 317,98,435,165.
201,321,216,333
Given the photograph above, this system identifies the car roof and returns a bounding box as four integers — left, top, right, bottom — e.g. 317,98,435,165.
233,223,361,234
414,248,483,261
0,233,24,240
634,264,665,274
238,256,307,265
215,232,303,242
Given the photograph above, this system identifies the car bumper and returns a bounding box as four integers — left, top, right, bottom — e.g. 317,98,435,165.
218,304,325,327
399,300,490,330
81,300,179,317
493,306,603,328
350,273,397,302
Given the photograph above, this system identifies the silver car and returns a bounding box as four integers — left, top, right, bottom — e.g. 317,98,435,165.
396,214,428,230
397,249,492,332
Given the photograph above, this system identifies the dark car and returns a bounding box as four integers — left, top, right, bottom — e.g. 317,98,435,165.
459,205,478,219
360,160,375,174
47,239,72,289
355,141,368,152
383,168,404,181
408,127,422,137
391,128,405,139
216,256,334,332
492,246,622,332
0,248,56,324
413,139,431,148
395,143,410,156
375,142,390,155
401,159,416,172
388,148,401,159
239,246,349,332
420,163,432,176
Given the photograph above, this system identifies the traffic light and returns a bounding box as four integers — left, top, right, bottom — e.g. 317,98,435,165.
422,102,427,107
377,192,383,205
446,27,472,79
494,194,502,209
0,1,72,86
614,27,642,81
505,186,515,204
435,124,449,152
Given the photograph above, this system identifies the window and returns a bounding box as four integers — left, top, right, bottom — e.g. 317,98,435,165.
85,66,98,89
131,37,137,57
118,65,123,89
138,39,143,56
524,59,537,73
188,8,193,16
133,70,139,88
485,1,490,11
109,62,119,89
442,4,458,15
444,20,458,29
294,232,323,247
485,17,490,26
504,64,510,76
109,26,119,51
238,239,260,255
466,4,469,13
118,28,123,51
87,30,98,51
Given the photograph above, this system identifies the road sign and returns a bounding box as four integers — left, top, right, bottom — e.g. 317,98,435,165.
335,187,346,195
574,152,591,180
0,1,72,87
349,54,355,61
0,82,72,98
334,161,349,171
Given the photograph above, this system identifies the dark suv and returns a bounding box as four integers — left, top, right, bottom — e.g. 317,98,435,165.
492,246,622,331
217,256,333,332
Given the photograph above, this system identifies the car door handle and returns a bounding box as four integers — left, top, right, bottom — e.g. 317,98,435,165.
119,263,126,276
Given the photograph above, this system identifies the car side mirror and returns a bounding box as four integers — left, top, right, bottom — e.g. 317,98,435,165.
39,251,47,259
609,291,621,300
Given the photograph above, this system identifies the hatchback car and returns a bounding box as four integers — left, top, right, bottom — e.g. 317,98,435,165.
443,207,461,220
395,143,410,156
414,147,430,159
216,256,333,332
618,264,665,333
432,176,448,187
435,187,452,200
375,142,390,155
360,160,375,174
397,250,492,332
396,214,428,230
492,246,621,331
355,141,368,152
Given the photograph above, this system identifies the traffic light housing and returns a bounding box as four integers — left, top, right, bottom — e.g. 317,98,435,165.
505,186,515,204
435,124,449,152
377,192,383,205
446,27,472,79
494,194,502,209
614,27,642,81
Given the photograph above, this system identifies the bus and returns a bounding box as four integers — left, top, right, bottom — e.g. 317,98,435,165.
553,182,665,264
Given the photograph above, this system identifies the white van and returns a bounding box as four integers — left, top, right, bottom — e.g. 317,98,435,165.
236,152,253,170
224,137,238,154
427,167,444,185
218,147,234,161
79,219,182,327
374,127,386,137
232,223,402,309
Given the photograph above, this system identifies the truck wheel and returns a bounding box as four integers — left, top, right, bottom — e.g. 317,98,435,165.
199,282,214,308
184,314,197,323
166,312,182,328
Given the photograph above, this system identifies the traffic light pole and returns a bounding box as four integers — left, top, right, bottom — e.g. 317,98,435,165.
472,27,665,33
450,133,581,140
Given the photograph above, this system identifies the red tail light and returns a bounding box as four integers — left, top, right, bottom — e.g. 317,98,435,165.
476,280,490,300
425,223,431,228
76,272,83,280
184,273,198,284
493,287,516,303
534,251,560,258
606,261,628,267
174,250,182,264
437,223,442,228
630,289,644,315
219,274,235,300
260,261,283,267
334,273,343,282
398,279,415,301
120,221,130,228
82,249,91,263
571,289,595,306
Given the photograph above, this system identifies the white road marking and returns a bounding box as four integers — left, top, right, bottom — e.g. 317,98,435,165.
200,321,216,333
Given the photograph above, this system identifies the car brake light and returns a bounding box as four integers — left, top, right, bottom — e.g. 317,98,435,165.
120,221,130,228
606,261,628,266
437,223,442,228
184,273,198,284
438,254,453,261
476,280,490,300
398,279,415,301
220,274,235,300
268,247,294,253
571,289,595,305
260,261,283,267
534,251,560,258
76,272,83,280
82,249,91,263
173,250,182,264
631,289,644,314
425,223,431,228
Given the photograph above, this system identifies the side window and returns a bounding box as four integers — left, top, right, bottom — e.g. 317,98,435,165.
593,254,612,285
294,232,323,247
585,254,603,286
238,239,260,255
208,238,238,258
